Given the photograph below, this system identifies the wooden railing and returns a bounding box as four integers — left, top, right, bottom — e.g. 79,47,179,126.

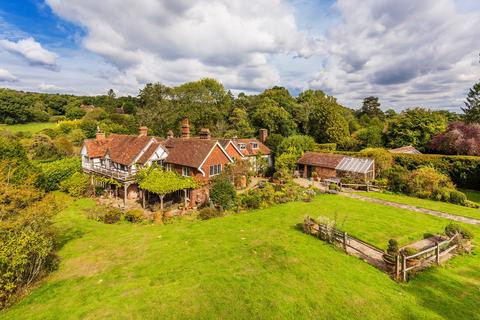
83,164,136,181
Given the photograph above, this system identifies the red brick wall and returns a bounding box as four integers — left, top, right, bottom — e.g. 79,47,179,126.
314,167,337,179
200,144,232,179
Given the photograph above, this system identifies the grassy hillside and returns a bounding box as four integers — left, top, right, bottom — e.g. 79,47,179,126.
2,195,479,319
358,192,480,220
0,122,55,133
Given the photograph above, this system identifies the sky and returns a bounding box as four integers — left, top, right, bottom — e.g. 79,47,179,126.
0,0,479,112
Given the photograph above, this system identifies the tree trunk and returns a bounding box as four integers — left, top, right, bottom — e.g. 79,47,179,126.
142,190,145,208
160,194,164,210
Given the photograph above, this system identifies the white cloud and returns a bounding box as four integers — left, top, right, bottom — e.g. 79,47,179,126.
37,82,62,91
0,68,17,82
0,37,58,67
309,0,480,111
45,0,316,91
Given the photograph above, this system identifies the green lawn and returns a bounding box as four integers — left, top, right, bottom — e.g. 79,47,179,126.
461,189,480,205
2,195,479,319
0,122,55,133
358,192,480,220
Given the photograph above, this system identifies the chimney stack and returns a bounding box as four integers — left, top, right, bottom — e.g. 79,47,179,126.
167,130,174,139
139,126,148,137
199,128,211,140
259,128,268,143
96,126,105,141
181,117,190,139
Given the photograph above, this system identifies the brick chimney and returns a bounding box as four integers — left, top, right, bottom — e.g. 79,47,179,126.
96,126,105,141
199,128,211,140
139,126,148,137
259,128,268,143
181,117,190,139
167,130,174,139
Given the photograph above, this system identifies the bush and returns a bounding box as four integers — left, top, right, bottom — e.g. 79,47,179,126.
403,247,418,256
359,148,394,177
407,166,454,199
124,209,144,223
86,205,123,224
59,172,90,197
37,157,81,191
239,191,262,209
386,239,399,255
448,190,467,205
210,177,236,210
445,223,474,240
385,165,409,193
197,207,223,220
315,143,337,151
328,183,339,191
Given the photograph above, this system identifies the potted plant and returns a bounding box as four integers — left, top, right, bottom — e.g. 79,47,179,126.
382,239,398,272
311,171,318,181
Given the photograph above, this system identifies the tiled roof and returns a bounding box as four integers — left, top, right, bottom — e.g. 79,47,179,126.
161,138,218,168
235,139,271,156
136,141,163,164
84,134,154,165
389,146,422,154
297,152,344,169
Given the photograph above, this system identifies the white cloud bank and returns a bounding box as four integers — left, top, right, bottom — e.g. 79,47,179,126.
46,0,317,91
310,0,480,110
0,68,17,82
0,37,58,67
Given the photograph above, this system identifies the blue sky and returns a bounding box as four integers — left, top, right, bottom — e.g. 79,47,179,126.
0,0,479,112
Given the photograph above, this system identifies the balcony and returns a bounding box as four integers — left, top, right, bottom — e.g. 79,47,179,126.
82,163,136,182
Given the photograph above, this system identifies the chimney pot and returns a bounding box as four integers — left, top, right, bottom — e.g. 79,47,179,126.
259,128,268,143
96,126,105,141
181,117,190,139
139,126,148,137
199,128,211,140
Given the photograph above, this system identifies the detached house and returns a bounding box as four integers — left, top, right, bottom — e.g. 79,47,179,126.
81,118,235,208
232,129,272,172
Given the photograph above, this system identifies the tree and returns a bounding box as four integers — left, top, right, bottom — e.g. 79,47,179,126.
384,108,447,150
137,167,198,210
275,146,301,176
276,135,316,156
356,126,383,148
359,96,384,119
226,107,254,137
298,90,350,144
462,81,480,123
252,97,297,136
264,133,284,156
429,121,480,156
210,176,236,209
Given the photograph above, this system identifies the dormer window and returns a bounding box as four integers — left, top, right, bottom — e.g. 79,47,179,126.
239,143,246,150
251,142,258,149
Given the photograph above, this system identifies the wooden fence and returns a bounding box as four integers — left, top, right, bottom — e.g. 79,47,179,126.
395,233,460,282
303,216,462,282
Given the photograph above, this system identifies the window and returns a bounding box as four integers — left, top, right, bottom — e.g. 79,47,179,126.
239,143,246,150
209,164,222,176
164,163,172,171
251,142,258,149
182,166,190,176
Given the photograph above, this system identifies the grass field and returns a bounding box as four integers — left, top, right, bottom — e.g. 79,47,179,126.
0,122,55,133
2,195,479,319
358,192,480,220
461,189,480,205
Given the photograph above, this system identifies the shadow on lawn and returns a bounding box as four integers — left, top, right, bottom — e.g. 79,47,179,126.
55,226,85,250
404,255,480,319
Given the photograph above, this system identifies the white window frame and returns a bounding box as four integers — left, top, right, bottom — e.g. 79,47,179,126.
239,143,246,150
164,163,172,171
182,166,190,177
209,164,222,176
251,142,258,149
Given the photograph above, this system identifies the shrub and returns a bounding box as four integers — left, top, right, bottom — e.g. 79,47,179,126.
197,207,223,220
385,165,409,193
86,205,123,224
210,177,236,210
359,148,394,177
403,247,418,256
328,183,339,191
315,143,337,151
386,239,399,255
445,223,474,240
448,190,467,205
240,191,262,209
59,172,90,197
124,209,144,223
37,157,81,191
464,200,479,208
407,166,454,198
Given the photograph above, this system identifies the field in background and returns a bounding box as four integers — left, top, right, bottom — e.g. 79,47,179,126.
357,192,480,220
0,122,55,133
2,195,479,319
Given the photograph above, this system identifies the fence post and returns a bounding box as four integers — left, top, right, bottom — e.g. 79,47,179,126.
436,242,440,265
343,232,347,252
402,253,407,282
395,254,400,280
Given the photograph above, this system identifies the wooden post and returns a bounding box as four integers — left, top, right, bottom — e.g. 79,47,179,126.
123,183,128,207
142,190,145,208
343,232,347,252
395,254,400,280
402,253,407,282
436,243,440,265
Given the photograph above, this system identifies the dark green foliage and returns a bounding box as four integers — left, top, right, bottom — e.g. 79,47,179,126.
462,81,480,123
59,172,90,197
386,239,399,256
86,205,123,224
197,207,223,220
277,135,316,156
65,107,86,120
444,223,473,240
37,158,81,192
265,133,284,156
358,96,384,119
448,190,467,206
210,177,236,210
124,209,144,223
